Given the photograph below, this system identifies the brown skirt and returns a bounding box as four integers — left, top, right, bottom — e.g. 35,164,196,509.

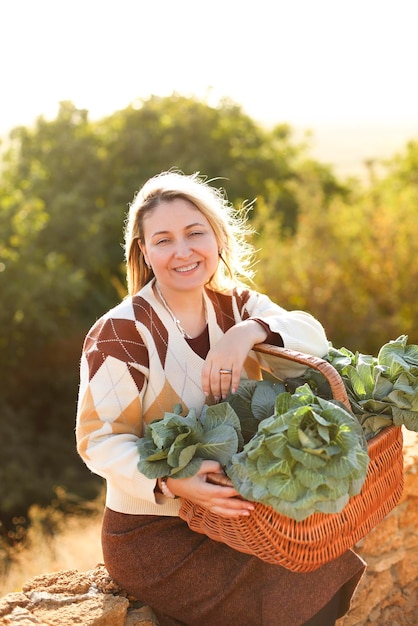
102,508,366,626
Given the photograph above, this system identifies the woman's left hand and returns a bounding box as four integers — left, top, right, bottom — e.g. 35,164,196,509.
201,320,268,401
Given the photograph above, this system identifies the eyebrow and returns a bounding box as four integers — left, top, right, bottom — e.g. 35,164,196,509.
150,222,207,237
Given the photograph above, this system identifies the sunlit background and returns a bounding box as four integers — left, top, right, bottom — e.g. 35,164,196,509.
1,0,418,609
2,0,417,176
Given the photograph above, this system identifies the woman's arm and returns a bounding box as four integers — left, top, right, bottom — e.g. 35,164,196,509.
76,316,157,503
202,289,329,398
241,290,329,357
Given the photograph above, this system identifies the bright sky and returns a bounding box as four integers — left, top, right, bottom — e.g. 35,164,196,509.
1,0,417,173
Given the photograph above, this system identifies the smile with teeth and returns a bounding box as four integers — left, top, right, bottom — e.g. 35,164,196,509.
174,263,199,273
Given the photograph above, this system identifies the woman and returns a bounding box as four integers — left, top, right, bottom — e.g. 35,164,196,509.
76,171,365,625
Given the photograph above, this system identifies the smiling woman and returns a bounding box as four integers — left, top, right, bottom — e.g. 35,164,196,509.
138,197,220,338
75,170,364,626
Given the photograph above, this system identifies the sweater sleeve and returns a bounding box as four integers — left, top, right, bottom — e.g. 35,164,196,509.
239,290,329,378
75,315,157,504
249,318,284,347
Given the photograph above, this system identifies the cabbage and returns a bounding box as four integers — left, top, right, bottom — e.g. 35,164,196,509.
137,402,243,479
225,379,285,443
327,335,418,436
226,384,369,521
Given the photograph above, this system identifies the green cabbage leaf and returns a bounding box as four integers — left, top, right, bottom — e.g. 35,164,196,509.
226,384,369,521
327,335,418,436
225,379,285,443
137,402,243,479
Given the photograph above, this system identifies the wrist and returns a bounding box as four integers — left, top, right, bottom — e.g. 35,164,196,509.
249,318,283,346
246,319,269,343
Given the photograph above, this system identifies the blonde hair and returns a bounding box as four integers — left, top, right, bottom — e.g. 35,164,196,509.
124,171,255,295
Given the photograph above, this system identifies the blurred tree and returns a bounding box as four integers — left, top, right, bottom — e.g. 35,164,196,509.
0,103,109,524
253,146,418,353
98,94,347,233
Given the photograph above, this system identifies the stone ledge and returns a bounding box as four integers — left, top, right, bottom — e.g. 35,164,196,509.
0,565,159,626
337,428,418,626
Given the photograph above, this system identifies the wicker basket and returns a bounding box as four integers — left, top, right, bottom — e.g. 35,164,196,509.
179,344,404,573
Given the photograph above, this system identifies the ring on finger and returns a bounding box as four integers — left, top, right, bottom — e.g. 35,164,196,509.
219,368,233,375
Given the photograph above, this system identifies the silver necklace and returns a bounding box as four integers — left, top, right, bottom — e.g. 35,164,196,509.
155,282,193,339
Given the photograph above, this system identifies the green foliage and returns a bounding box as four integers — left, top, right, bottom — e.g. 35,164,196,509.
327,335,418,436
138,381,370,522
96,95,322,232
225,379,286,442
227,384,369,521
137,403,243,479
254,148,418,353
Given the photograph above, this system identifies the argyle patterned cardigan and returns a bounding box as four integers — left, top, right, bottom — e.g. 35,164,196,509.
76,280,329,516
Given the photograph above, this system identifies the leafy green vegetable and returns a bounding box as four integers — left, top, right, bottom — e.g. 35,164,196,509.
327,335,418,436
226,384,369,521
285,367,333,400
137,402,243,479
225,379,285,442
136,334,418,520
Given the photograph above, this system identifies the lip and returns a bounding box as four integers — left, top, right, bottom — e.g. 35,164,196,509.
173,262,199,273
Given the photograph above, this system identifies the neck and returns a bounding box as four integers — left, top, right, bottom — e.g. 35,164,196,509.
155,281,204,310
154,282,207,339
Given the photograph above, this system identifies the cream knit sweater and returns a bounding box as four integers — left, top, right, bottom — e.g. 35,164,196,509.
76,280,328,516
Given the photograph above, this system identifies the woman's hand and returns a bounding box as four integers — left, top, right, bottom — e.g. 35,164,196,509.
201,320,268,401
164,461,255,518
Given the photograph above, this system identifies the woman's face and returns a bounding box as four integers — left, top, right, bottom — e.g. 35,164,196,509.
139,198,219,296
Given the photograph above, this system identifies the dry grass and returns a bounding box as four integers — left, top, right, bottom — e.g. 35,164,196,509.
0,501,104,597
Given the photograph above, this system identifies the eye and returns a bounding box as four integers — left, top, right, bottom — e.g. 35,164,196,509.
189,230,204,237
155,237,170,245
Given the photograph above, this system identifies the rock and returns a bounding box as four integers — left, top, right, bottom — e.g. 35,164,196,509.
22,570,91,595
0,593,30,617
124,606,159,625
337,428,418,626
28,595,128,626
0,565,158,626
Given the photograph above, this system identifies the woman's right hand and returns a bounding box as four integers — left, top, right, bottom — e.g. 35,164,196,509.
163,460,255,518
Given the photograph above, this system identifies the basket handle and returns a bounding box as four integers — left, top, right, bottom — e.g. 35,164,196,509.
254,343,351,409
207,343,351,487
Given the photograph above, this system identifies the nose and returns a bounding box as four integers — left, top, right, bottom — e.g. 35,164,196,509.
174,238,192,259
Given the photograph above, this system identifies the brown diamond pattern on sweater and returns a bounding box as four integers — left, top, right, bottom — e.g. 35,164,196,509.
132,295,169,368
207,288,251,332
234,288,252,319
83,317,106,353
85,317,149,382
206,290,235,332
127,363,146,394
